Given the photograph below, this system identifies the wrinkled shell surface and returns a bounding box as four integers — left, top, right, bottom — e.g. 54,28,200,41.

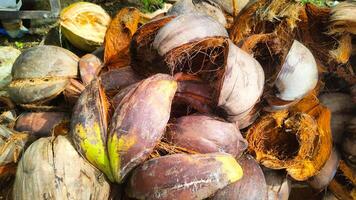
127,153,243,200
13,136,110,200
166,114,247,156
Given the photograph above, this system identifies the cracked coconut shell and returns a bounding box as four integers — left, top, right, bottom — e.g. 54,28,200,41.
60,2,111,52
7,45,79,105
246,92,332,181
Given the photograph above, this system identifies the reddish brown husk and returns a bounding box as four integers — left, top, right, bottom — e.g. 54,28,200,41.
130,16,175,77
15,112,69,137
166,115,247,157
211,155,267,200
104,7,141,69
100,66,142,94
79,53,103,86
111,83,139,109
246,92,332,181
174,73,214,114
126,153,243,200
108,74,177,183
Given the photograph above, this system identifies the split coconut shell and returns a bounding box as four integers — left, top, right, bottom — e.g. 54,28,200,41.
13,136,110,199
60,2,111,52
247,93,332,181
127,153,243,200
7,45,79,105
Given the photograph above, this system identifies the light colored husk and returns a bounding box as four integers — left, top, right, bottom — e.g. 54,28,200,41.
329,34,352,64
0,47,20,90
13,136,110,200
60,2,111,52
247,92,332,181
328,2,356,35
167,0,227,26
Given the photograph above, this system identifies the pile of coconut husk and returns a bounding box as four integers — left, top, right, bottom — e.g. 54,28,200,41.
0,0,355,200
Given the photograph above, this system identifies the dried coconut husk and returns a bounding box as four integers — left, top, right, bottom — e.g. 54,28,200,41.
328,160,356,200
104,7,142,70
328,2,356,35
13,136,111,200
246,92,332,181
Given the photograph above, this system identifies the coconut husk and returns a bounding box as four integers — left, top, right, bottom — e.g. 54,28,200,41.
104,7,142,69
328,2,356,35
328,160,356,200
246,92,332,181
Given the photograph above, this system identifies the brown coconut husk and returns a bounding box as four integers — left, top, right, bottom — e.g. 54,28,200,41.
130,16,175,77
246,91,332,181
104,7,142,70
328,160,356,200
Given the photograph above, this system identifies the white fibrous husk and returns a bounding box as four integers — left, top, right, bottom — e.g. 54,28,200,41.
0,125,30,166
275,40,318,102
153,13,228,56
0,47,21,91
167,0,226,26
60,2,111,52
13,136,110,200
218,40,265,128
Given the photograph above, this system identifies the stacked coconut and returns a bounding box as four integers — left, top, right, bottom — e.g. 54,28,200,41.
0,0,355,200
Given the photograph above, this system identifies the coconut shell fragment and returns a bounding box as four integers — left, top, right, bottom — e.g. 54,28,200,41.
211,155,267,200
79,53,103,86
166,114,247,157
100,66,142,93
108,74,177,183
247,93,333,181
104,7,141,69
13,136,110,200
70,79,114,181
127,153,243,200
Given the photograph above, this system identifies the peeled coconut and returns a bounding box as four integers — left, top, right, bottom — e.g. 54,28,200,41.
13,135,110,200
60,2,111,52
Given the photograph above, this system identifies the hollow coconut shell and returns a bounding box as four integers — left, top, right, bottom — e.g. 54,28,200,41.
7,45,79,104
0,47,21,90
13,135,110,200
211,154,267,200
126,153,243,200
246,93,333,181
108,74,177,183
166,114,247,157
60,2,111,52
